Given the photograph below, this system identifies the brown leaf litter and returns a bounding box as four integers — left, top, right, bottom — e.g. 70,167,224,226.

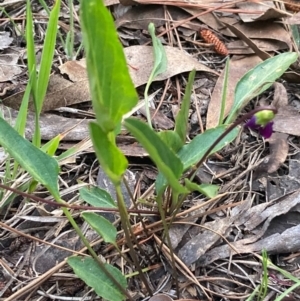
2,0,300,300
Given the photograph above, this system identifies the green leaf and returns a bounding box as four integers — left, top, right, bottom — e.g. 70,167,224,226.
80,0,138,133
158,130,182,152
184,179,219,198
14,68,34,136
89,122,127,185
175,70,195,144
0,116,60,198
68,257,126,301
144,23,168,127
148,23,168,79
124,118,187,193
226,52,298,124
178,125,239,170
35,0,61,113
25,1,36,97
41,135,60,156
155,126,238,194
82,212,117,244
79,186,116,208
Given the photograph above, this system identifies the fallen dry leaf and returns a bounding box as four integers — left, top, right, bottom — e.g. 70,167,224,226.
178,216,234,265
3,73,90,112
3,45,216,112
266,152,300,201
124,45,218,87
227,39,287,55
115,5,166,30
253,132,289,178
194,12,292,50
273,82,288,108
0,53,22,82
0,32,13,50
273,106,300,136
237,1,291,23
196,191,300,266
221,21,271,60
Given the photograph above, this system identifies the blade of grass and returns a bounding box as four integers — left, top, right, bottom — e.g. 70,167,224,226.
32,0,61,147
144,23,167,128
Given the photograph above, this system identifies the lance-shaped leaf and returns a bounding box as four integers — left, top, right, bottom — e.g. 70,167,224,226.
0,117,59,198
68,257,126,301
124,118,187,193
89,122,128,185
82,212,117,245
226,52,298,124
80,0,138,133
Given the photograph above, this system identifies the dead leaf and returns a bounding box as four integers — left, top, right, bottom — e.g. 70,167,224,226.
0,53,22,82
197,190,300,266
104,0,119,5
3,73,90,112
285,12,300,24
124,45,218,87
266,133,289,173
253,132,289,178
193,13,292,50
138,106,174,129
58,59,87,81
273,82,288,108
236,1,291,22
206,55,262,129
178,216,234,265
221,21,271,60
266,152,300,201
115,5,166,30
273,106,300,136
0,32,13,50
227,39,287,55
3,46,216,112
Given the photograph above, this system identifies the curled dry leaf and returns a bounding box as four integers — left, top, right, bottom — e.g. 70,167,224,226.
253,132,289,178
266,133,289,174
272,82,288,108
236,1,291,23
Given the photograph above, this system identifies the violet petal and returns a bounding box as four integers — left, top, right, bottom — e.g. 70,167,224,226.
245,116,258,129
259,122,273,139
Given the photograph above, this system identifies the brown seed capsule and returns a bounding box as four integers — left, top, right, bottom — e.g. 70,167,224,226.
200,29,228,56
285,0,300,12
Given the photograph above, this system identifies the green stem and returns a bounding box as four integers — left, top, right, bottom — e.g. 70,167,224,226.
115,185,153,296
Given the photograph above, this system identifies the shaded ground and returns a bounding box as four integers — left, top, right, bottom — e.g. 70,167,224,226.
1,1,300,300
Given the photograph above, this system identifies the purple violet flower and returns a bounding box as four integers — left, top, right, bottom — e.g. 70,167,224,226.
245,110,275,139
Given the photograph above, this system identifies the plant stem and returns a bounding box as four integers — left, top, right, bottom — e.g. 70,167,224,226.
56,198,134,301
115,185,153,296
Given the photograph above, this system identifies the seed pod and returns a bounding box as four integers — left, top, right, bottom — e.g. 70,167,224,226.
285,0,300,12
200,29,228,56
